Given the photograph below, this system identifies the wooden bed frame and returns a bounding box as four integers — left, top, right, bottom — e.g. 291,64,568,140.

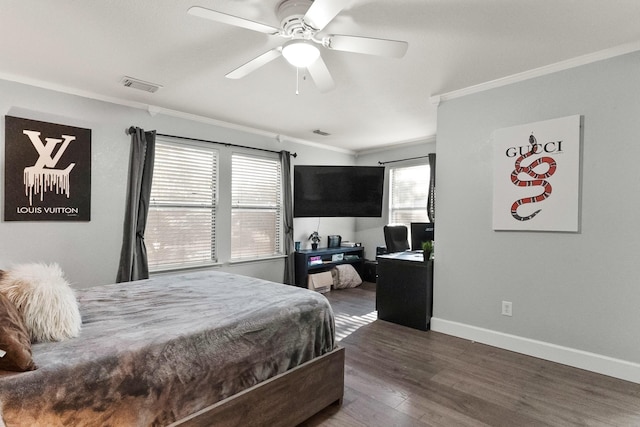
172,346,345,427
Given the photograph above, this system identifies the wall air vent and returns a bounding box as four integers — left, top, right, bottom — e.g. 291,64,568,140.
121,76,163,93
313,129,330,136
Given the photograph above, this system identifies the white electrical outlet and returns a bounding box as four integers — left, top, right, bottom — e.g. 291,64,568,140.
501,301,513,316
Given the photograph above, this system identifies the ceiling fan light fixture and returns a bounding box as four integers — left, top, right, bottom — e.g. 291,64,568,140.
282,39,320,68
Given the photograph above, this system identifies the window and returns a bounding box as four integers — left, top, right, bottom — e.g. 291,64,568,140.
231,153,282,260
389,163,430,226
146,140,218,270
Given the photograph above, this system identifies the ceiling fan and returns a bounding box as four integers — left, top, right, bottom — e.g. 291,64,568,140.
188,0,409,92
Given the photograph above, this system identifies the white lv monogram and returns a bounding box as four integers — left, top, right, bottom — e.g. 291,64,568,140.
23,130,76,168
22,130,76,205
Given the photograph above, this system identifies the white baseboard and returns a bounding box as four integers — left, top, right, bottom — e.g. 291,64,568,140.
430,317,640,384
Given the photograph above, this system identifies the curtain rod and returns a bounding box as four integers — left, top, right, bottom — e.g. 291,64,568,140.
126,127,297,158
378,154,431,165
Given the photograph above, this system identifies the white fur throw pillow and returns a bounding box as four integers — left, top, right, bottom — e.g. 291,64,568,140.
0,263,81,342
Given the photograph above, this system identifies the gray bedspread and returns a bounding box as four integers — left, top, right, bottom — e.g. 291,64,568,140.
0,270,336,426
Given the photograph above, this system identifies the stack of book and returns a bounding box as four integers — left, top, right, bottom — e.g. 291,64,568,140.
308,256,323,266
340,241,360,247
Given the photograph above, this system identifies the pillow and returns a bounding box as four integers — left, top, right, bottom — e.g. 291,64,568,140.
0,263,81,342
331,264,363,289
0,292,36,371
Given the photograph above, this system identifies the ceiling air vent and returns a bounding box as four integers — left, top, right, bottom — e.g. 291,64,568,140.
121,76,162,93
313,129,330,136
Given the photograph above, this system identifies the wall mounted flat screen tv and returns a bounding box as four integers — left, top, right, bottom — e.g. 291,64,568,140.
294,165,385,217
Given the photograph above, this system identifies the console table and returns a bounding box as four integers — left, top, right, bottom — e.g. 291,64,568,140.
376,251,433,331
294,246,364,288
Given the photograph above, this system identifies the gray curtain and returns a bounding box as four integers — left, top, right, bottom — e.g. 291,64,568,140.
427,153,436,222
280,150,295,285
116,128,156,283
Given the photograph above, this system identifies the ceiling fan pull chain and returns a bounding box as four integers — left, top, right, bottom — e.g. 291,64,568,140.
296,67,300,95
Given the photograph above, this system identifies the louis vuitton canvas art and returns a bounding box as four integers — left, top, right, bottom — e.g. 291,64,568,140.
4,116,91,221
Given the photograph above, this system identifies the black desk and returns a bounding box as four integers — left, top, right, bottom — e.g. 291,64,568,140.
376,251,433,331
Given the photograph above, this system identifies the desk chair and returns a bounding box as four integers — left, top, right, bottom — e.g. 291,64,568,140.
383,225,410,253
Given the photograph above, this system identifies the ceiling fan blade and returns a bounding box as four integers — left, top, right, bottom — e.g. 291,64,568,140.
303,0,349,31
188,6,279,35
307,56,335,93
326,35,408,58
226,48,283,79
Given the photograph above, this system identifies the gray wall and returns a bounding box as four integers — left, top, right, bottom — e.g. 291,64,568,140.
433,51,640,381
0,79,354,288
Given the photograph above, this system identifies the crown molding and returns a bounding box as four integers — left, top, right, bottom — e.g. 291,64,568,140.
355,134,436,156
430,41,640,104
0,72,355,155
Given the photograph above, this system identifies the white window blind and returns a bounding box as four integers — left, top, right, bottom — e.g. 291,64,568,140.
231,153,282,260
146,140,218,270
389,164,430,226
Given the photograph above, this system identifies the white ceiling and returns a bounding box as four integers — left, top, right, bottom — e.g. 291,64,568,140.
2,0,640,152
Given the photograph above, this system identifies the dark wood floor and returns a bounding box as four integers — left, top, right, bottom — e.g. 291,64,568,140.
300,282,640,427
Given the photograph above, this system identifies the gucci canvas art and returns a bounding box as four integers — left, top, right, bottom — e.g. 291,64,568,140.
4,116,91,221
492,115,581,232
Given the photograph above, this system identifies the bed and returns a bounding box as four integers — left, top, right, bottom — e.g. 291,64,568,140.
0,270,344,426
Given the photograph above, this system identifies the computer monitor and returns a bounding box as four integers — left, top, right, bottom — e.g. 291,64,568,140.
410,222,435,250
